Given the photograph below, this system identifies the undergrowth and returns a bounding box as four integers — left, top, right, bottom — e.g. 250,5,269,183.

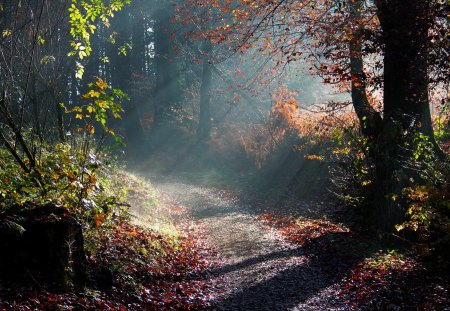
0,138,126,228
0,141,218,309
1,214,218,310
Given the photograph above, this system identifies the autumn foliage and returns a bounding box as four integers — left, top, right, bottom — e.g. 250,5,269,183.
0,216,218,310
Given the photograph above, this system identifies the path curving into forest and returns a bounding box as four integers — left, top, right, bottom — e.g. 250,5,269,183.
150,176,352,311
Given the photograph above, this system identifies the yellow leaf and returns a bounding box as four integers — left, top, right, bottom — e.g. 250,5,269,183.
98,100,108,108
2,29,12,38
82,90,100,99
95,79,109,90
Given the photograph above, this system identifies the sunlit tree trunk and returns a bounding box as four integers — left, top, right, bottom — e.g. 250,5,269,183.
348,0,382,139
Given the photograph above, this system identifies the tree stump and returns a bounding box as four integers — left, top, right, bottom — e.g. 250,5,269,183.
0,204,87,290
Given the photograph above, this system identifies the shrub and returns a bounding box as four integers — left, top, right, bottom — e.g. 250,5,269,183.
397,148,450,264
0,135,126,228
328,123,375,209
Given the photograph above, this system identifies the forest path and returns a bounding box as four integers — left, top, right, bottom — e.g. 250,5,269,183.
150,176,347,311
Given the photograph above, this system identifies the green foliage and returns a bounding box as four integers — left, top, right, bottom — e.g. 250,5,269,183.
366,250,411,270
118,42,132,56
434,99,450,151
396,148,450,260
0,0,130,227
64,77,126,140
403,131,435,164
0,136,126,227
68,0,131,78
328,124,375,207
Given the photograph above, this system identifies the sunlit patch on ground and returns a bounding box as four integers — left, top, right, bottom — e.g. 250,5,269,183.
115,171,182,235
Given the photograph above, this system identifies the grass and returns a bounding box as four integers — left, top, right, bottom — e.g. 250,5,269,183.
113,170,180,237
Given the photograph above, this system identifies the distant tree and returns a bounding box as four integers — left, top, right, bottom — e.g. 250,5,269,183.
197,40,213,142
153,3,183,131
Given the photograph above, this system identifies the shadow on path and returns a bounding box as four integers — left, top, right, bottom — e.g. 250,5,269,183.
147,177,379,310
204,232,377,310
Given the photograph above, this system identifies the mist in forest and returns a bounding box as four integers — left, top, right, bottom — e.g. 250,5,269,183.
1,1,449,307
0,0,348,200
99,1,347,202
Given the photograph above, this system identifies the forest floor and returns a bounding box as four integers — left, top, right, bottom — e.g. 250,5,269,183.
1,169,448,310
146,173,450,311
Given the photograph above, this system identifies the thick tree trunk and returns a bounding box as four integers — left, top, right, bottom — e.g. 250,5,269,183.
346,1,438,234
347,1,391,231
377,1,434,138
372,0,436,232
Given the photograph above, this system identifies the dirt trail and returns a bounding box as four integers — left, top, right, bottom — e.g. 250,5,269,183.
151,176,348,311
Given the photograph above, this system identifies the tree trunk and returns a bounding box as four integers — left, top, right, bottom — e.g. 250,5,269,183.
50,80,66,143
109,6,146,150
372,0,436,232
131,3,146,77
197,44,213,142
348,0,382,139
377,1,434,138
346,0,438,234
153,7,182,130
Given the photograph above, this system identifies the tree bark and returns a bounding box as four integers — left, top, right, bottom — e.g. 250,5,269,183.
344,0,439,233
371,0,437,232
376,0,434,139
348,0,382,138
